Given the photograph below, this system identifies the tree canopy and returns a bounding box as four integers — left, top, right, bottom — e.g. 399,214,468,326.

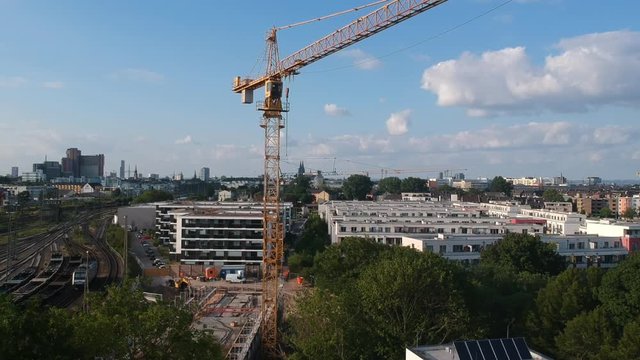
401,177,427,193
542,189,565,202
133,189,174,203
288,239,473,359
377,176,401,194
487,176,513,197
480,233,566,276
0,284,223,360
342,174,373,200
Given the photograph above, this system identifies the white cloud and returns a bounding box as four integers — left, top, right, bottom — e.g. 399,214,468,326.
386,109,411,136
0,76,27,88
422,30,640,116
43,81,64,89
111,68,165,84
324,103,350,117
592,126,630,145
175,135,192,145
342,49,382,70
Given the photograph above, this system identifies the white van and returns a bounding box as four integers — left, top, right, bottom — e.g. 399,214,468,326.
225,271,246,283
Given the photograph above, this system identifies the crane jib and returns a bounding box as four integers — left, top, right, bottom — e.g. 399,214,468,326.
232,0,448,95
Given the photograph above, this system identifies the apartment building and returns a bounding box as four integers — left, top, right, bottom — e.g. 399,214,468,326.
478,202,585,235
155,201,293,265
581,219,640,252
402,233,627,269
318,201,544,245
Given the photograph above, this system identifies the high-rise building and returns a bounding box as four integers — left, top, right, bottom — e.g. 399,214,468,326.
11,166,18,178
62,148,81,177
199,167,210,182
120,160,125,179
33,161,62,180
61,148,104,178
79,154,104,178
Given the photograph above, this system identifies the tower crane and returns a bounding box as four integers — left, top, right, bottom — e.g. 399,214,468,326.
232,0,448,356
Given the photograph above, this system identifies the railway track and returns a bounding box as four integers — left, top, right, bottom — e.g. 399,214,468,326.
1,209,118,307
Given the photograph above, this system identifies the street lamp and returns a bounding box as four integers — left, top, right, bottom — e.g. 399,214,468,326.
84,250,89,313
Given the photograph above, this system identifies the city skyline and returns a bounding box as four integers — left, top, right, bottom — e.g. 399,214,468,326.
1,1,639,179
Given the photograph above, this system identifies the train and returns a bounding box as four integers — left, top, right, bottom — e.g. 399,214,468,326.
71,261,97,287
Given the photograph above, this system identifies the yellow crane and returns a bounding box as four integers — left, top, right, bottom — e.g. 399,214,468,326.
232,0,448,356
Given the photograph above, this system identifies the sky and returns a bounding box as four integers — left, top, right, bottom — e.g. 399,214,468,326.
1,0,639,181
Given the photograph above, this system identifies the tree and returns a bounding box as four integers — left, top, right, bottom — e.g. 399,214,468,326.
622,207,637,220
599,207,613,218
487,176,513,197
400,177,427,193
598,253,640,328
481,233,566,276
554,307,617,360
377,176,401,194
342,174,373,200
133,189,173,203
283,175,313,204
288,245,473,360
526,267,604,356
72,284,223,359
295,214,330,255
613,319,640,359
356,247,471,358
542,189,565,202
311,237,389,293
17,190,31,206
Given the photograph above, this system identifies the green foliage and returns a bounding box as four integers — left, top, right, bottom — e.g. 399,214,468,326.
527,267,604,356
342,174,373,200
401,177,427,193
613,319,640,359
487,176,513,197
599,207,613,218
481,233,566,276
598,253,640,327
555,307,617,360
356,248,471,358
622,207,637,220
288,245,473,359
0,285,223,359
287,252,314,274
469,265,548,339
295,214,330,255
543,189,565,202
310,237,389,293
133,189,174,204
17,190,31,205
283,175,313,204
377,176,401,194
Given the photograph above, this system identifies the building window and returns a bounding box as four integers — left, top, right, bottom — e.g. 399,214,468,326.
569,243,575,250
577,242,584,249
426,245,433,252
453,245,463,252
439,245,446,254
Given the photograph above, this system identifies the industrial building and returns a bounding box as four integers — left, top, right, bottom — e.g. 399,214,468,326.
155,201,293,266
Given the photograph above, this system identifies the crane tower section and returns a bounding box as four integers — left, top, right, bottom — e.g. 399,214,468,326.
232,1,449,357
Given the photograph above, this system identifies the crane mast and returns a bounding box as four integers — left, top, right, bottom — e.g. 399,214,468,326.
232,0,448,357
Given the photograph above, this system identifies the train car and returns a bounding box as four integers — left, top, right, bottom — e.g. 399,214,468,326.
50,252,64,262
72,261,97,287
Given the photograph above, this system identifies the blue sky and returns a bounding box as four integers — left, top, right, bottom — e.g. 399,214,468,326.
1,0,639,180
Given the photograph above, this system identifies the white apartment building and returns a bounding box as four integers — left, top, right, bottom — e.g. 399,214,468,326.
319,201,544,245
479,202,585,235
402,233,627,269
581,219,640,252
155,201,293,264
